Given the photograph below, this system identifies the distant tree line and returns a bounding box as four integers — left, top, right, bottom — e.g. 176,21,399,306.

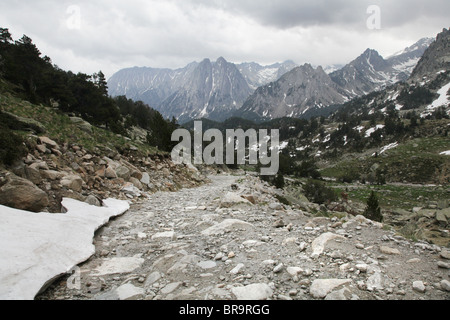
0,27,177,152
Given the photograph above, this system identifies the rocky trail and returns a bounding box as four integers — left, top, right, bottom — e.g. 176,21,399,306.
37,174,450,301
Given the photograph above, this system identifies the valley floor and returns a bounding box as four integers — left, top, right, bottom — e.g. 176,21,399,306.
36,174,450,301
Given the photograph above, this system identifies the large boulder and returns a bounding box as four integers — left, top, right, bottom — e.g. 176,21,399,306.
69,117,93,133
39,137,58,149
0,111,46,134
60,174,84,192
219,192,252,208
115,165,131,181
0,173,49,212
231,283,273,300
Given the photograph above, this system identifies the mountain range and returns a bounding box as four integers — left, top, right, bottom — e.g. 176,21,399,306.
108,36,435,123
238,37,434,122
108,58,297,123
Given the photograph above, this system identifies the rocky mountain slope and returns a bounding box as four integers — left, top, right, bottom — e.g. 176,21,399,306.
237,37,434,122
411,29,450,81
107,63,198,111
158,57,253,123
108,37,433,123
387,37,435,80
0,92,207,214
237,60,298,90
236,64,349,121
36,174,450,301
109,58,296,123
329,29,450,121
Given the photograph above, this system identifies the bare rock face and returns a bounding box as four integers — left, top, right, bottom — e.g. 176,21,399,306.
238,64,347,121
410,28,450,80
0,172,49,212
60,174,84,193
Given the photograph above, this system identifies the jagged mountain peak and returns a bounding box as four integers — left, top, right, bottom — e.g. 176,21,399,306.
235,63,347,121
410,28,450,80
388,37,434,59
236,34,436,122
216,56,227,64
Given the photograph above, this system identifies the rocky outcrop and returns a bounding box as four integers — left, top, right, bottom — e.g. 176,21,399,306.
2,135,207,213
109,57,253,123
0,111,46,134
237,64,348,121
0,172,49,212
410,28,450,81
159,57,253,123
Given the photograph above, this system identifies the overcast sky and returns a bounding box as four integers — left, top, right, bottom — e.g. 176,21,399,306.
1,0,448,79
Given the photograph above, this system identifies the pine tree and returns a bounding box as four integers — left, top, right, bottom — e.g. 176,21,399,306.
364,191,383,222
93,71,108,96
274,173,285,189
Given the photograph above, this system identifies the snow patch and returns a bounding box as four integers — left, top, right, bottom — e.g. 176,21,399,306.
0,198,130,300
376,142,399,156
296,145,310,151
427,82,450,110
365,125,385,138
440,150,450,156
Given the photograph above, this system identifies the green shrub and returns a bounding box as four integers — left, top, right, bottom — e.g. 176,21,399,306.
303,179,337,205
0,125,26,165
273,173,285,189
339,170,360,183
364,191,383,222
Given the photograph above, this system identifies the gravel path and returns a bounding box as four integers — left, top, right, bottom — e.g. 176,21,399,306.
37,174,450,300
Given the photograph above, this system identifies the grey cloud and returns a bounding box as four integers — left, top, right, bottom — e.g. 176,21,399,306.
189,0,450,29
0,0,448,79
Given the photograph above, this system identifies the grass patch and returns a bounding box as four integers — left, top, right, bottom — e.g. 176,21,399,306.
320,135,450,184
330,183,448,210
0,92,161,156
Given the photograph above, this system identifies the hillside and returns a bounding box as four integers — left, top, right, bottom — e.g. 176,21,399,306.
0,89,206,213
0,28,207,214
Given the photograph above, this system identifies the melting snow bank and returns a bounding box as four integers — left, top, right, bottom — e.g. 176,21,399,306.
0,198,130,300
373,142,399,156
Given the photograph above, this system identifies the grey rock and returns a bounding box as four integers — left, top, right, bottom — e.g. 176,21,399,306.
70,117,93,133
201,219,254,236
85,195,101,207
437,261,450,269
140,172,150,185
0,111,46,134
273,263,284,273
0,173,49,212
379,246,401,255
197,261,217,270
310,279,352,299
61,175,83,193
324,288,353,300
440,280,450,292
161,282,182,295
440,249,450,260
220,192,252,208
231,283,273,300
230,263,245,275
311,233,345,258
115,166,131,180
115,283,144,300
412,281,426,293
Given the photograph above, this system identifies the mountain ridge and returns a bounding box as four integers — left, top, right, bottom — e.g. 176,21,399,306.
236,37,435,122
108,36,435,123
